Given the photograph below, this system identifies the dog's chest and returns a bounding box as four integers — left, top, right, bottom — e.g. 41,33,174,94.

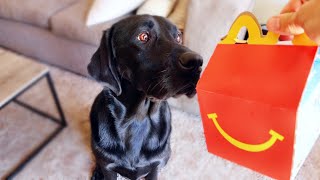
124,115,170,160
125,119,149,156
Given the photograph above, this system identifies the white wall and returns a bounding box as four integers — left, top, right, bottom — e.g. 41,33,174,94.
253,0,289,24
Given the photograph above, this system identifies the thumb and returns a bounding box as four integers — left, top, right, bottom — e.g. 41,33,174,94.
267,12,304,35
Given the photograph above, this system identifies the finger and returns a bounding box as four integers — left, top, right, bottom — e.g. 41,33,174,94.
281,0,303,13
267,13,304,35
279,35,294,41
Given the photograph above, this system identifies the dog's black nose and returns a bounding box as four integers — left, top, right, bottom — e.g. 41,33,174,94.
179,52,203,71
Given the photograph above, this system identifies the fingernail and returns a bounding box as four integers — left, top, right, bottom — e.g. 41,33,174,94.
267,16,280,31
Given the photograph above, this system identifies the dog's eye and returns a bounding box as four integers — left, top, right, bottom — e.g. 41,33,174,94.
137,32,150,43
176,32,182,44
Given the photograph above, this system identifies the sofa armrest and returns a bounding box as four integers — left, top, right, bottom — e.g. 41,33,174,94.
184,0,255,67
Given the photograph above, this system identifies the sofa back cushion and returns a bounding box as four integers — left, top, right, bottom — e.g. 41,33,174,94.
86,0,145,26
51,0,131,46
0,0,78,28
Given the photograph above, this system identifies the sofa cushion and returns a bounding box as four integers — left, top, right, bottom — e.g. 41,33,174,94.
86,0,145,26
136,0,176,17
51,0,131,46
0,0,78,28
168,0,189,30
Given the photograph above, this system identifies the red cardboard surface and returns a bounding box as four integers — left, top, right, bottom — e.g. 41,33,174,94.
197,44,317,180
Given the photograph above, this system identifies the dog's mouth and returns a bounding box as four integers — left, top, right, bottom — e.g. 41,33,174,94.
185,87,197,97
146,70,201,100
174,71,201,98
174,83,197,98
147,83,197,101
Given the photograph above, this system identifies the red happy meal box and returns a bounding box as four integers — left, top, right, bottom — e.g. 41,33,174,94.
196,12,320,180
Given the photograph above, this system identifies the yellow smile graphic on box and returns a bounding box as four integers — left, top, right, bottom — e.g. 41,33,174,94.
207,113,284,152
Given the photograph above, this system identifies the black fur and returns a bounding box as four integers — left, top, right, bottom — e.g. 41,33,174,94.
88,15,203,180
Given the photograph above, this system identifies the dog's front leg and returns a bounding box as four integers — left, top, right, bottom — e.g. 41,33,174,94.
103,170,117,180
91,164,117,180
144,168,158,180
91,165,104,180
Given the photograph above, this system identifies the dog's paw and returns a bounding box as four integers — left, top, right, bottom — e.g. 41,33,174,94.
91,168,104,180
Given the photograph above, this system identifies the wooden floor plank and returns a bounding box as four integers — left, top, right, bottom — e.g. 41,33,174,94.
0,51,48,107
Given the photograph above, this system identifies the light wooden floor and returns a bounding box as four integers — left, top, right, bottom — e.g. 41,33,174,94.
0,48,48,107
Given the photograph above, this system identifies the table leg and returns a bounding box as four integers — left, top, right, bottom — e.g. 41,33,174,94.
4,72,67,180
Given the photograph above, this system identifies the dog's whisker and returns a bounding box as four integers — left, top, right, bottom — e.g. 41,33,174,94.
150,78,165,93
121,70,126,79
159,69,167,74
175,82,192,93
158,85,166,95
158,74,171,94
146,70,167,85
149,72,170,95
146,72,167,94
149,74,164,81
146,83,154,94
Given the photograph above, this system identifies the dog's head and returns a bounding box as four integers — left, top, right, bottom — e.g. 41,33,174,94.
88,15,203,100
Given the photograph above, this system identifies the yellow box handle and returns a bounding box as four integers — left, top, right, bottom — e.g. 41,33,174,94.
220,12,317,46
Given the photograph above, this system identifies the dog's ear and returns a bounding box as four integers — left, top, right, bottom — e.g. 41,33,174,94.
87,29,122,95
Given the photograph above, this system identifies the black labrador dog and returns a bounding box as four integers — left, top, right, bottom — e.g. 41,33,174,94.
88,15,203,180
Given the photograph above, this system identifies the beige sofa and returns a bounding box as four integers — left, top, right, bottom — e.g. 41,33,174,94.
0,0,254,114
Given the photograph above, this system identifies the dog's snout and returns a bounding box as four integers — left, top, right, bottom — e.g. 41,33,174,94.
179,52,203,71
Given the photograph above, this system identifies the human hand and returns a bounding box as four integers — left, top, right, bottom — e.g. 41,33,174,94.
266,0,320,44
